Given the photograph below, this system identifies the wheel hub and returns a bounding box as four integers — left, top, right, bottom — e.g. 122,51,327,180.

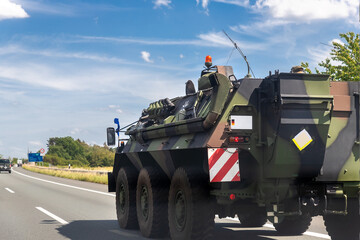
118,184,125,214
140,185,149,220
174,190,186,231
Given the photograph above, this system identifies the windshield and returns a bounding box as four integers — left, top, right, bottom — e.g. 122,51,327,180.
0,159,10,164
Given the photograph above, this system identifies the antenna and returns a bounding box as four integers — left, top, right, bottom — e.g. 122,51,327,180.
222,30,255,78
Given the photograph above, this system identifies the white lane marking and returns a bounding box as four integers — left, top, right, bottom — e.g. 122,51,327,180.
224,217,330,239
13,169,115,197
302,231,331,239
36,207,68,225
5,187,15,193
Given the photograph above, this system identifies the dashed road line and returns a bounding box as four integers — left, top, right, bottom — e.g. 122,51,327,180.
14,169,331,239
5,187,15,193
36,207,68,225
12,169,115,197
225,217,330,239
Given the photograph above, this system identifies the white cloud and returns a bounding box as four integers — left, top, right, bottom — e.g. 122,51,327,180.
200,0,357,22
254,0,357,22
307,47,330,65
108,105,123,114
213,0,249,7
0,44,186,72
80,35,198,46
12,0,75,16
80,34,264,50
0,44,189,73
230,0,359,36
305,44,342,68
70,128,81,135
77,32,269,52
0,44,131,64
218,0,358,35
153,0,171,8
180,54,184,59
305,37,345,67
197,31,267,50
197,32,233,47
0,0,29,20
196,0,210,8
0,56,185,100
230,18,289,35
28,141,42,147
12,0,126,16
331,38,344,45
141,51,154,63
0,63,79,91
196,0,249,13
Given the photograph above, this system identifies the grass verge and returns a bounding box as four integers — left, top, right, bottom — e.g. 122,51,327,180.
22,165,108,184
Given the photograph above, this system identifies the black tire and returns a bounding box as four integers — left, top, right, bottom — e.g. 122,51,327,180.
238,212,267,227
9,170,11,174
136,168,169,238
324,199,360,240
116,167,138,229
274,214,312,235
168,168,214,240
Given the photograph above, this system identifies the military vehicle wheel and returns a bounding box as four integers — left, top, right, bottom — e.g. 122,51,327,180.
274,214,312,235
324,199,360,240
168,168,214,240
238,212,267,227
136,168,169,238
116,167,138,229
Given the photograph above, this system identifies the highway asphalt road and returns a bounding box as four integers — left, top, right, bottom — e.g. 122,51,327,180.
0,167,331,240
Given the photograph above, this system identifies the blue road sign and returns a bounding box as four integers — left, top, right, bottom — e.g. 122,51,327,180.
28,153,43,162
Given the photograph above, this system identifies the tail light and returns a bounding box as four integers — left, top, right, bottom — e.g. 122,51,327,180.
229,136,250,143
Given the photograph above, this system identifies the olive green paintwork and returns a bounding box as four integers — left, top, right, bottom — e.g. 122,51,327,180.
109,65,360,223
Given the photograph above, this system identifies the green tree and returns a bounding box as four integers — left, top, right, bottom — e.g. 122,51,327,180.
11,157,18,165
45,136,114,167
302,32,360,81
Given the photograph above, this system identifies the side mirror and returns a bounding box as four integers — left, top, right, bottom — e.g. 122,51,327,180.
107,127,116,146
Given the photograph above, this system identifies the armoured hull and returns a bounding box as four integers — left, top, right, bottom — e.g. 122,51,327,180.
107,64,360,240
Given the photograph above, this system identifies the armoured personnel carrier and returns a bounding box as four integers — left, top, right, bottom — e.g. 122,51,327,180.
107,56,360,240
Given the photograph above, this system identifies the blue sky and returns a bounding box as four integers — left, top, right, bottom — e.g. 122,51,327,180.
0,0,358,158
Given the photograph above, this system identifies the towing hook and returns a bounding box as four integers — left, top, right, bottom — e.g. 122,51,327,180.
310,197,319,207
302,196,319,207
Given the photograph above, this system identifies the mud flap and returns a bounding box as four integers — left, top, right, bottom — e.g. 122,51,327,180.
108,172,116,192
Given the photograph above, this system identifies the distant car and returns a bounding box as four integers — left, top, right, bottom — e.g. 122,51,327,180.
0,159,11,173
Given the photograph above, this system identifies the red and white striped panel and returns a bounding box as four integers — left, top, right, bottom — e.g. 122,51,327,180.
208,148,240,182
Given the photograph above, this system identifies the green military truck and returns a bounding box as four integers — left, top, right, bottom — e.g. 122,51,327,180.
107,57,360,240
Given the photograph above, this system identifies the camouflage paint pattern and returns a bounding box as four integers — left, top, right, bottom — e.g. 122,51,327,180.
109,65,360,223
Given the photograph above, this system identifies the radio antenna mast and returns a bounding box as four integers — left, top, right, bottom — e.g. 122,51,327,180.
223,30,255,78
